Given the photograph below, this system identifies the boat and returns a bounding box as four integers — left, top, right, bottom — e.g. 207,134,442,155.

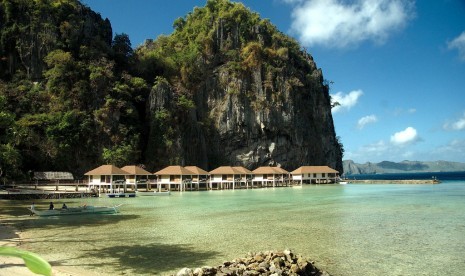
136,190,171,196
337,177,350,185
28,205,121,216
106,193,136,198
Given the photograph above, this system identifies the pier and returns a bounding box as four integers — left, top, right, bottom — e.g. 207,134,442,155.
0,182,96,200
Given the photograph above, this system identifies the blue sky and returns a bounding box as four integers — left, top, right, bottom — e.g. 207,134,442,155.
81,0,465,164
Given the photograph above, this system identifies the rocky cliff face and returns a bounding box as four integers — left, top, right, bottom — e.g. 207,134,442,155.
0,0,112,81
145,1,343,172
0,0,342,179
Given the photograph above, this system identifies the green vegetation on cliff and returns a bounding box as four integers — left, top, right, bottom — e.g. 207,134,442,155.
0,0,343,182
0,0,148,180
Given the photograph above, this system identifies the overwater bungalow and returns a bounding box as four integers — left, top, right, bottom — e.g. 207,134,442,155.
121,165,153,191
290,166,339,184
154,166,193,192
209,166,242,190
273,167,291,186
233,166,254,188
252,167,290,187
184,166,209,190
84,165,128,193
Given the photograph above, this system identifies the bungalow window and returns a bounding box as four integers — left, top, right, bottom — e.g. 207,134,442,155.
170,175,175,181
222,175,227,181
322,173,326,177
313,173,317,177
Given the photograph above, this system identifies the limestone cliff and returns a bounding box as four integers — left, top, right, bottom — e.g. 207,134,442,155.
143,0,343,172
0,0,343,180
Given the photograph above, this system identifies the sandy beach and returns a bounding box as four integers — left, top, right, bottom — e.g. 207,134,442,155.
0,218,99,276
0,221,43,276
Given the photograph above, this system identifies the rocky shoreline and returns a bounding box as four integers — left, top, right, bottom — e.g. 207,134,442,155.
174,250,330,276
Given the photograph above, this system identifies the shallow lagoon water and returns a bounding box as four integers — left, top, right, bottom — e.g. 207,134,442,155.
2,181,465,275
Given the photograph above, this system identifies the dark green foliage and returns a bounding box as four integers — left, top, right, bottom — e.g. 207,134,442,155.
0,0,341,179
0,0,148,179
0,94,22,181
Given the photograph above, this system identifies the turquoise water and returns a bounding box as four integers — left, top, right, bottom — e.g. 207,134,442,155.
2,181,465,275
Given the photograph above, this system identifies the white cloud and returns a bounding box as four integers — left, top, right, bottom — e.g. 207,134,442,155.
447,31,465,61
390,127,419,145
428,139,465,162
348,138,465,163
392,107,417,116
357,115,378,129
344,140,388,161
282,0,303,3
401,150,414,159
286,0,414,48
437,139,465,154
362,140,388,153
331,90,363,113
443,112,465,131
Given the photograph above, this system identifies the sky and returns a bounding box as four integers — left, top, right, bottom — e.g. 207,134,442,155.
81,0,465,164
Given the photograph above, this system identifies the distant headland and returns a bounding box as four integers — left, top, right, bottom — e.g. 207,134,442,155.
343,160,465,175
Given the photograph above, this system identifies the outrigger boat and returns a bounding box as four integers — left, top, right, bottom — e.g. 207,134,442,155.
136,190,171,196
106,193,136,198
29,205,121,216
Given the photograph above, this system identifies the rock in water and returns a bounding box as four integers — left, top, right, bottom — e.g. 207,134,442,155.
173,249,330,276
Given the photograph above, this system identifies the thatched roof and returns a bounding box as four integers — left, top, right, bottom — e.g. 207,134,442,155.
184,166,209,175
273,167,290,174
209,166,252,174
121,165,153,175
252,167,289,174
290,166,339,174
84,165,128,176
233,166,253,174
154,165,193,175
33,171,74,180
209,166,240,174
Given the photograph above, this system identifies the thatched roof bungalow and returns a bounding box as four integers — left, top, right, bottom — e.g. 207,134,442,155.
290,166,339,184
84,165,128,192
121,165,153,190
252,167,290,187
154,165,193,191
184,166,209,190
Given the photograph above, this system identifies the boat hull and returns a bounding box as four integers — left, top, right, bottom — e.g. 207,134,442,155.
29,206,120,216
107,193,136,198
136,191,171,196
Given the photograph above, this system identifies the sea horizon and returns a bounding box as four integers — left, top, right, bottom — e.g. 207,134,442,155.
346,171,465,181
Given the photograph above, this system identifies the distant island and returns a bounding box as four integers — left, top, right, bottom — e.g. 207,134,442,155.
343,160,465,175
